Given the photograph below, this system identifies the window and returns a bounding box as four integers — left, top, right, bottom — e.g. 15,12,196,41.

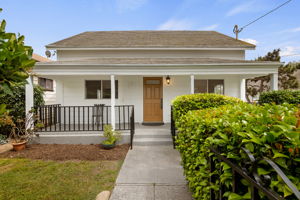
85,80,118,99
194,79,224,94
86,80,101,99
38,77,54,91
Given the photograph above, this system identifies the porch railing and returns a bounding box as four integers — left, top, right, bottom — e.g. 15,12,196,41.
170,106,176,149
35,104,134,132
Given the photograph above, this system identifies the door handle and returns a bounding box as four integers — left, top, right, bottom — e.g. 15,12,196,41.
161,98,163,109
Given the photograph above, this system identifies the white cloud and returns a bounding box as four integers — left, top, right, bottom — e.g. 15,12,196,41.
201,24,219,30
157,19,193,30
116,0,147,12
226,1,255,16
240,38,258,45
281,27,300,33
280,46,300,57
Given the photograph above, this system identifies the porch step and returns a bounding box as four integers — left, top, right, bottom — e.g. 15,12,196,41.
133,137,173,146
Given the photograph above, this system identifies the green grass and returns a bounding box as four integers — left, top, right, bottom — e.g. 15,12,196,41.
0,158,123,200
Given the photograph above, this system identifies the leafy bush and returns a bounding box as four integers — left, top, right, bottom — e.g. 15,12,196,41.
259,90,300,105
102,125,121,145
176,103,300,199
0,84,44,135
172,93,242,121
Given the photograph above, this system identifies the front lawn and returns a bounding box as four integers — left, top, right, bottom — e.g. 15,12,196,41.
0,144,129,200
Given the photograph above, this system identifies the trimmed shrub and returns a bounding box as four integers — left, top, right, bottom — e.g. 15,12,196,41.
172,93,242,121
259,90,300,105
176,103,300,199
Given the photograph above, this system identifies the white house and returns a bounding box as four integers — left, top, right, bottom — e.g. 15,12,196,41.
26,31,281,132
32,53,56,105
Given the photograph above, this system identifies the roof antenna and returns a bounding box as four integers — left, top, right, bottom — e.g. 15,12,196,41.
233,25,243,40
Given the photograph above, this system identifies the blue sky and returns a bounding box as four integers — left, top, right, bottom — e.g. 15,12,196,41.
1,0,300,62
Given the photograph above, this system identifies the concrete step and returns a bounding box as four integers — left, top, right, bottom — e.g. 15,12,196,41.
134,131,171,138
133,137,173,146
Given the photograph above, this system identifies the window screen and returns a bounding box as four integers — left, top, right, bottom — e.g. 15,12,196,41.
194,79,224,94
102,80,118,99
85,80,118,99
38,77,54,91
85,80,101,99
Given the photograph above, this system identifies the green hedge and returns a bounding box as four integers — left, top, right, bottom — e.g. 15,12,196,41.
0,84,44,135
172,93,242,121
176,103,300,199
259,90,300,105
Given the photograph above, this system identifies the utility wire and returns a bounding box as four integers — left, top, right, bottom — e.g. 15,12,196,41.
241,0,292,30
234,0,293,38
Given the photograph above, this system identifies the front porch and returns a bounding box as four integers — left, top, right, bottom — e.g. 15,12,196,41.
26,59,280,145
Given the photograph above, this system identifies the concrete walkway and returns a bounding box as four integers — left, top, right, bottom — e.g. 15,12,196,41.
110,125,192,200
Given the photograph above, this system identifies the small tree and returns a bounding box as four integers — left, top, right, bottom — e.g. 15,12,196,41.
246,49,299,102
0,8,35,94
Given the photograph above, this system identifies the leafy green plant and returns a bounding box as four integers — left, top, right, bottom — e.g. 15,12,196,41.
176,103,300,200
0,8,35,94
0,134,7,144
172,93,242,121
259,90,300,105
102,125,121,145
0,84,44,136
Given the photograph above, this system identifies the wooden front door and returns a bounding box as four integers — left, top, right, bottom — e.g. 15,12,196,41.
143,77,163,123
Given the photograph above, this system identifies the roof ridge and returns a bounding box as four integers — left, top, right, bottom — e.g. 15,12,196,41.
46,31,256,49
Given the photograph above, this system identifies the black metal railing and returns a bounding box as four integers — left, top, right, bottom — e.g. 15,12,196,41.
36,104,61,128
170,106,176,148
209,147,300,200
36,105,134,132
129,106,135,149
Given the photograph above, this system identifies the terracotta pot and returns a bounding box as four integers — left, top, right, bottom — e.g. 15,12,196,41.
101,143,116,150
12,141,27,151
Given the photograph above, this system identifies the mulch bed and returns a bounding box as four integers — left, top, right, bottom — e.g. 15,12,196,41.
0,144,129,161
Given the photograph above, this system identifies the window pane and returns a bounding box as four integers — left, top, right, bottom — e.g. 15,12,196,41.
38,78,46,88
86,80,101,99
145,80,161,85
194,80,207,93
102,80,118,99
208,80,224,94
45,79,53,91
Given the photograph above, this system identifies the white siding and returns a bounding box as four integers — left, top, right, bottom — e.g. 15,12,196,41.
57,49,245,61
49,75,243,123
33,76,56,105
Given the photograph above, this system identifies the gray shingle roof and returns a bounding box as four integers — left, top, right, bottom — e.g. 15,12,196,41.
36,57,279,66
46,31,255,49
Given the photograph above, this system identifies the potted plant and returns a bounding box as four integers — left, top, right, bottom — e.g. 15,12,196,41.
101,125,121,150
9,110,43,151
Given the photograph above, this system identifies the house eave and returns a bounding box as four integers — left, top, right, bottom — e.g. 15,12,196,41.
46,47,256,51
35,62,282,67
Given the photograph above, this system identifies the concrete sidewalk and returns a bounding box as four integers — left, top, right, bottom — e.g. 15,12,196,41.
110,133,192,200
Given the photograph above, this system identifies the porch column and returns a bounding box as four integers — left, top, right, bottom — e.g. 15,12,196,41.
270,73,278,91
190,75,195,94
25,75,34,129
240,78,246,102
25,75,34,115
110,75,116,130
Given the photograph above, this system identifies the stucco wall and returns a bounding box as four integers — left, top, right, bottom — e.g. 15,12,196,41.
57,49,245,61
49,75,242,123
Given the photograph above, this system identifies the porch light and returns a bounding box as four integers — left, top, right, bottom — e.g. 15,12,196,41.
166,75,171,85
